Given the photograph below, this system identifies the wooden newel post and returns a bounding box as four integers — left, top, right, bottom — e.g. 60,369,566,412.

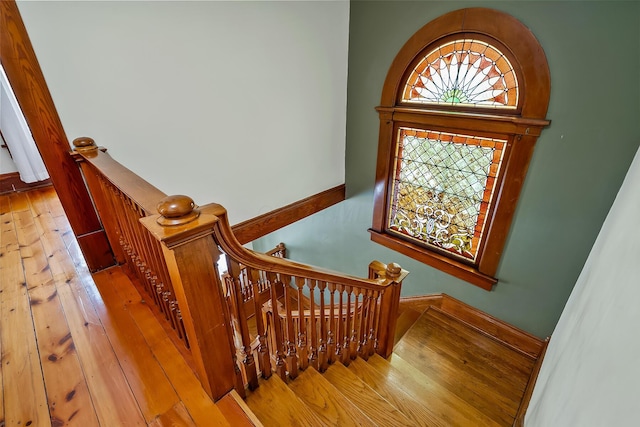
140,195,238,401
370,261,408,358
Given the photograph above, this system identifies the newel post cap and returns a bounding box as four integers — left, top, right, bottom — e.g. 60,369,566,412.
72,136,98,152
385,262,402,279
156,195,200,226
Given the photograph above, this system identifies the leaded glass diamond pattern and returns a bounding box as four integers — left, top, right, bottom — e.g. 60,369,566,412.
402,40,518,109
387,128,505,260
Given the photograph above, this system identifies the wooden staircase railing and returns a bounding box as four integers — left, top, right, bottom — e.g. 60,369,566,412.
71,138,408,402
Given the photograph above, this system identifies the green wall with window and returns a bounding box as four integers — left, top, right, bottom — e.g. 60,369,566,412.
253,1,640,338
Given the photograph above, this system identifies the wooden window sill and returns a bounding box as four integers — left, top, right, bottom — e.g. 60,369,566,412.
368,229,497,291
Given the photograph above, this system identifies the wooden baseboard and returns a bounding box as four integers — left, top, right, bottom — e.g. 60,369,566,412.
513,337,549,427
232,184,345,244
398,293,545,359
0,172,52,194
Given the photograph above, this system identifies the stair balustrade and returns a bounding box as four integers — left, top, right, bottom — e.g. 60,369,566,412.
71,138,407,403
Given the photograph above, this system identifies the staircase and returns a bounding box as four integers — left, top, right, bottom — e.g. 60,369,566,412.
243,302,540,426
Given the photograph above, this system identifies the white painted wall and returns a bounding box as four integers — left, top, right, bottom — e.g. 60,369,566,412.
17,0,349,223
525,146,640,425
1,63,49,182
0,133,19,174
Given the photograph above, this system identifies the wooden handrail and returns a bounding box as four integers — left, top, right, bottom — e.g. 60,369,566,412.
72,141,408,401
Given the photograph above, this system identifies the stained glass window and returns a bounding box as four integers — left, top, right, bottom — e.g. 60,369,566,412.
402,40,518,109
387,127,505,261
372,9,551,288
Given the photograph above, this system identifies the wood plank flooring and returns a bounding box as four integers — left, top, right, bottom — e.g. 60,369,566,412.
393,307,535,426
0,188,249,427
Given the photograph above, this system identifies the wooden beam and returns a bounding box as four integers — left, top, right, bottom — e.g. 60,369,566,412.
0,0,114,271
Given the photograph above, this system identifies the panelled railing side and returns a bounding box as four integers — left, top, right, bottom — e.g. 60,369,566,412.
72,139,408,403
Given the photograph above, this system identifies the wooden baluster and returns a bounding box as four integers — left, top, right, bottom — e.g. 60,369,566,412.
241,267,252,308
350,289,360,360
284,276,298,379
126,200,145,279
115,192,136,265
372,290,382,353
140,213,178,328
227,259,259,390
267,272,287,380
308,280,318,370
318,281,328,372
295,277,309,370
366,290,378,357
140,195,238,401
357,289,368,359
248,267,272,379
359,290,374,360
335,285,344,363
327,283,336,365
341,287,352,366
213,246,246,399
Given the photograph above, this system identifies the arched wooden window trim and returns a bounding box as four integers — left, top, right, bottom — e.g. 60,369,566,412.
369,8,551,290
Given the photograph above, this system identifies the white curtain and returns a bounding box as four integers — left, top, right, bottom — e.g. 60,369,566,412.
0,63,49,183
525,145,640,425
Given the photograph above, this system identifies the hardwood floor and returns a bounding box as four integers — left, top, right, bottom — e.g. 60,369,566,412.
0,188,251,427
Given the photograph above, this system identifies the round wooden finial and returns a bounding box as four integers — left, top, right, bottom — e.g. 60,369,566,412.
385,262,402,279
72,136,98,152
156,195,200,226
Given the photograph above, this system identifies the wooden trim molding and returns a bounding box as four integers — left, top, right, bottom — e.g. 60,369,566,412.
399,293,545,359
513,338,550,426
232,184,345,244
369,230,497,290
0,172,52,194
0,0,114,271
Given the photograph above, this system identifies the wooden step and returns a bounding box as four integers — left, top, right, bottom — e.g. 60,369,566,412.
368,354,502,427
244,374,325,426
348,356,445,427
288,367,375,426
322,361,414,426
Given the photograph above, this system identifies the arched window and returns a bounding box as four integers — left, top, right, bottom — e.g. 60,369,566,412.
369,8,551,290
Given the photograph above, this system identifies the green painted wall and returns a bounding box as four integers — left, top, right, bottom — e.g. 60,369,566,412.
254,1,640,338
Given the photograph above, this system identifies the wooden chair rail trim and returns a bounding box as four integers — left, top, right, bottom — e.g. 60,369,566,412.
232,184,345,244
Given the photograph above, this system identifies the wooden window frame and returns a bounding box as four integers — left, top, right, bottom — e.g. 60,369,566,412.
369,8,551,290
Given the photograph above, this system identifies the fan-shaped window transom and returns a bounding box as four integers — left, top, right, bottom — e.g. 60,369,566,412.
402,40,518,109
